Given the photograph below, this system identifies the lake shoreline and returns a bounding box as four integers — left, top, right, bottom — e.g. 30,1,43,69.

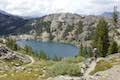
9,34,91,48
17,39,79,48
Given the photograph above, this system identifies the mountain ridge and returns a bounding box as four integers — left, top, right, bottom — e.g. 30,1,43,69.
0,10,119,46
101,12,120,18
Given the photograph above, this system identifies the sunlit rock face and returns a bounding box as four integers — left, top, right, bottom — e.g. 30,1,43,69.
41,31,50,41
25,13,99,43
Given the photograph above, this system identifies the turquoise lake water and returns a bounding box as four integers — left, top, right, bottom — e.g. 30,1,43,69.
16,40,79,58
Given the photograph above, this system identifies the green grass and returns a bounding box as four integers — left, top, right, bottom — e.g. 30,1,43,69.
90,60,112,75
0,71,42,80
109,58,120,65
0,61,45,80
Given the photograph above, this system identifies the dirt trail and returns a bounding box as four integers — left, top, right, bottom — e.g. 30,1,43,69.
23,55,35,68
84,58,103,80
1,44,35,68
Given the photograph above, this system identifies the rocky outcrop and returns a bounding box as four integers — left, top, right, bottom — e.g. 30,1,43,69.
41,31,50,41
0,46,16,59
92,65,120,80
0,46,30,64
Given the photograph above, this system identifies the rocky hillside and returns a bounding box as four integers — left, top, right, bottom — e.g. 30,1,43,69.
18,13,102,42
0,10,120,44
0,10,28,35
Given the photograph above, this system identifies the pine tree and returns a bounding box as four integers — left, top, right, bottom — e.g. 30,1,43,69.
118,46,120,53
108,40,118,55
79,43,84,57
112,6,118,27
83,46,88,58
24,45,33,55
108,6,119,55
28,46,33,55
24,45,29,54
13,44,18,51
87,47,93,57
38,50,47,60
111,6,119,39
93,18,109,57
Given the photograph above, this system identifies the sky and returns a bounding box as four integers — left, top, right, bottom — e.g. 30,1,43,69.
0,0,119,17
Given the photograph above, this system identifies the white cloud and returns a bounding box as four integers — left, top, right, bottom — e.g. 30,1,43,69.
0,0,119,16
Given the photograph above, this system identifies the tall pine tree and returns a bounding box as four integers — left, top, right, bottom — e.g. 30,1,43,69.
108,6,119,55
93,18,109,57
111,6,119,38
112,6,118,27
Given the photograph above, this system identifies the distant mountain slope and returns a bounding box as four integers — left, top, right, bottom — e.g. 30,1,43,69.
0,10,28,35
0,10,10,15
101,12,120,18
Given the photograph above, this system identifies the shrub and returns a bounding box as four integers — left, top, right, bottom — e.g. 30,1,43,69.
6,38,18,51
38,50,48,60
62,56,84,63
24,45,33,55
52,55,62,61
47,62,81,76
